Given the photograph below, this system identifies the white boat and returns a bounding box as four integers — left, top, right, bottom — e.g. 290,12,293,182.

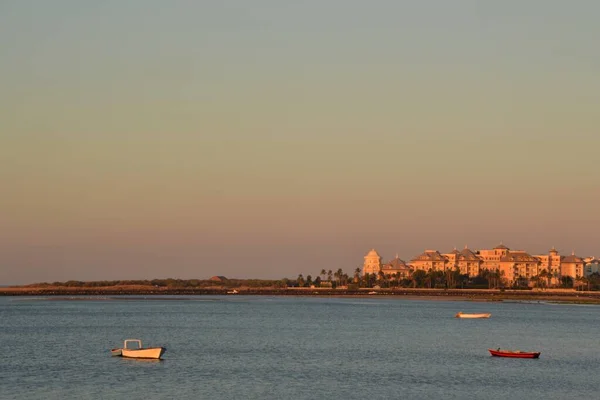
368,291,377,295
111,339,166,359
227,289,239,294
455,312,491,319
111,348,122,356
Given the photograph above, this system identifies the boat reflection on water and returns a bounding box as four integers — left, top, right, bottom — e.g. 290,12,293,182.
120,357,164,363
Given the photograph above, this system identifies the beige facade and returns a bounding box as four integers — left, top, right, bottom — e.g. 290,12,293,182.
363,249,382,276
457,247,483,277
561,252,584,279
478,244,510,271
361,245,587,286
381,255,412,278
410,250,448,272
499,251,540,283
533,247,562,283
441,249,460,271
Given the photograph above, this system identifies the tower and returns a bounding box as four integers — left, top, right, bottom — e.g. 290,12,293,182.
363,249,382,276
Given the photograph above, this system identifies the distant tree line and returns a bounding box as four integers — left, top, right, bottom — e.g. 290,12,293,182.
23,271,600,291
25,278,288,289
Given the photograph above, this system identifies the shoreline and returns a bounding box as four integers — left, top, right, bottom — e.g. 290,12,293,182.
2,286,600,304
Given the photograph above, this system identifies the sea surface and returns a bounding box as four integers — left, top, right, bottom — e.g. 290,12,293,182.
0,295,598,400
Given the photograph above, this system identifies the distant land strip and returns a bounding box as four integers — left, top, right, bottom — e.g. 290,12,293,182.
2,286,600,303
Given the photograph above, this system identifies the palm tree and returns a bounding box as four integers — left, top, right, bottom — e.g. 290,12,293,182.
390,273,399,288
327,270,333,283
354,267,361,284
445,269,455,289
336,268,344,287
411,270,426,288
424,272,433,288
538,269,548,290
514,274,528,289
551,270,560,288
577,276,589,291
366,273,376,288
493,270,502,289
588,273,600,290
320,269,327,281
560,276,573,288
313,276,322,287
377,270,387,287
547,269,555,288
494,270,504,288
452,267,462,289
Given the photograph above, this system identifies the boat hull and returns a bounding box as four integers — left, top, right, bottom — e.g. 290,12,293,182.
456,313,491,319
121,347,166,359
488,349,540,358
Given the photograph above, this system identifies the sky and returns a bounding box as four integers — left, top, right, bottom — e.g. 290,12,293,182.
1,0,599,284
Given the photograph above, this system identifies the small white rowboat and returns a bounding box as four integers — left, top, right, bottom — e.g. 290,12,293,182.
111,339,166,359
455,312,491,319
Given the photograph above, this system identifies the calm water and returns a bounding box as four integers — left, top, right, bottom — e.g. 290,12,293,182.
1,296,598,400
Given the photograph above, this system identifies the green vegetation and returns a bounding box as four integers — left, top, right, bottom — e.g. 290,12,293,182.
24,278,287,289
293,268,600,291
19,271,600,291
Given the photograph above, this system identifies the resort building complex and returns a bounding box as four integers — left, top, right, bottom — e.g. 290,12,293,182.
363,244,597,285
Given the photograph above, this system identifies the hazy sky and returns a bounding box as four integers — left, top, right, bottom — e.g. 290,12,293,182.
1,1,599,284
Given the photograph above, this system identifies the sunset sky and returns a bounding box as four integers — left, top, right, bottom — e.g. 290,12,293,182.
1,1,599,284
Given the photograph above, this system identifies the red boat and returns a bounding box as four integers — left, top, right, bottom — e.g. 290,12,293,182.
488,349,540,359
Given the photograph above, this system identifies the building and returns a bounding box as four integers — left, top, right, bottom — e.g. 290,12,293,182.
584,257,600,277
533,247,562,284
410,250,448,272
381,255,413,278
441,248,461,271
456,246,483,277
499,251,540,283
360,244,591,287
479,243,510,271
363,249,382,276
561,252,585,279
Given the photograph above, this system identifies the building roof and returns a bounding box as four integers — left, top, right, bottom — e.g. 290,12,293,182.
493,243,510,250
500,251,538,263
365,249,381,258
458,247,481,262
411,250,447,262
382,256,411,271
562,253,584,263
